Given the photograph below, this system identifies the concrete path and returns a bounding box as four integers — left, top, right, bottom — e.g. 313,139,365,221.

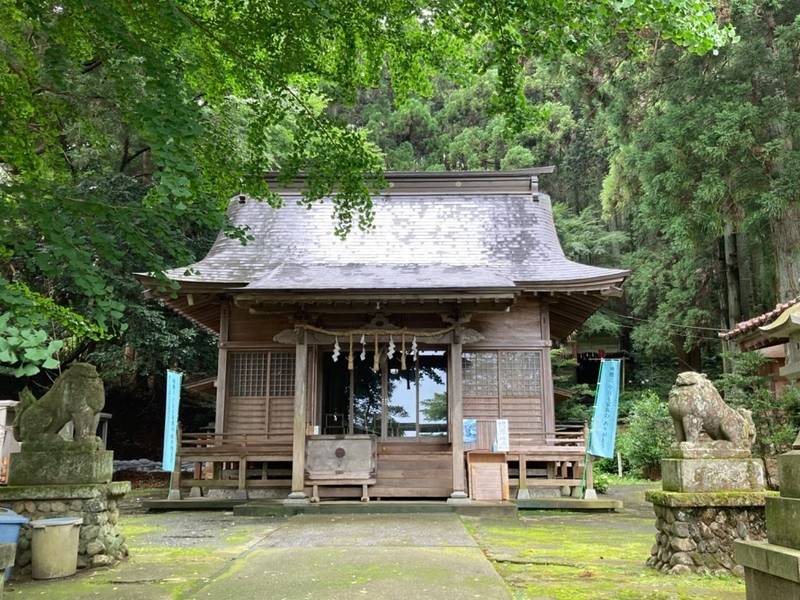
193,513,511,599
7,512,510,600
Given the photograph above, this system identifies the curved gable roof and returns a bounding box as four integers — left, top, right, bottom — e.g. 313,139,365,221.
161,172,628,293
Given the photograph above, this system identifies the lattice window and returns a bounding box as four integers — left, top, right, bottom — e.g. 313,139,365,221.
229,352,268,397
229,351,295,397
462,352,498,397
499,351,542,397
269,352,295,396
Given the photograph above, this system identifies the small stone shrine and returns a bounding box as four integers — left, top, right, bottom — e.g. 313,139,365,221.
736,301,800,598
0,363,129,574
737,432,800,598
646,372,768,575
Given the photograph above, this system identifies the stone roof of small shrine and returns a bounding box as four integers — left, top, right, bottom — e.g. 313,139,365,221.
720,296,800,342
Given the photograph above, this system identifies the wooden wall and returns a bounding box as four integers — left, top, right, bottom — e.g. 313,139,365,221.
466,296,545,348
463,297,554,443
226,305,293,343
218,295,554,444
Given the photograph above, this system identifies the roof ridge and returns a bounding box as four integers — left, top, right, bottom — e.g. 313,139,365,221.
719,296,800,339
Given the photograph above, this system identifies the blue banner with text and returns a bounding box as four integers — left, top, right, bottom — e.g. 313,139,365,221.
162,370,182,472
588,359,622,459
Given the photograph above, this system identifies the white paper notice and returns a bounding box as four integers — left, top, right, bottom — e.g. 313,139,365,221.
495,419,510,452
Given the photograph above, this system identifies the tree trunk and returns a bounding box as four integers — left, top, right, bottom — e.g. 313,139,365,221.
770,202,800,301
736,229,755,317
723,222,742,327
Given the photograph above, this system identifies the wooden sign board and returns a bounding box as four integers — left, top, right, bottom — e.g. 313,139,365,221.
468,452,509,501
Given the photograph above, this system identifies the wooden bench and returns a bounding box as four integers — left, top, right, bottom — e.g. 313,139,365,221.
306,478,376,503
462,422,591,499
168,431,293,498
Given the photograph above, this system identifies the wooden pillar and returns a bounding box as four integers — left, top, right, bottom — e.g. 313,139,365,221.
288,329,309,501
214,302,230,435
449,331,468,500
517,452,530,500
540,301,556,437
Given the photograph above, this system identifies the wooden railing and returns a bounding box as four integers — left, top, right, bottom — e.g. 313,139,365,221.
510,423,589,493
463,421,589,496
167,430,293,499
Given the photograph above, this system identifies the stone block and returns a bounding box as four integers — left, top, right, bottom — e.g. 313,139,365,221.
735,540,800,584
767,496,800,550
745,568,800,600
668,444,753,459
661,458,765,493
8,449,113,486
779,451,800,499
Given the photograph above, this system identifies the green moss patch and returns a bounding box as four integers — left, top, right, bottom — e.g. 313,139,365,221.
645,490,776,507
465,513,745,599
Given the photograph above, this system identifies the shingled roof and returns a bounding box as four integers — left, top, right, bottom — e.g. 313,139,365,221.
158,170,628,294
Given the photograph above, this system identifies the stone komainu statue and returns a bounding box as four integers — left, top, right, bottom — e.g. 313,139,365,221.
668,371,756,450
13,362,105,446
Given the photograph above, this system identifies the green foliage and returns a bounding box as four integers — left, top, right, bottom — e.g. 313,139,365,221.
593,471,611,494
551,348,595,423
0,0,731,379
421,392,448,423
617,390,673,479
0,280,108,377
716,351,800,454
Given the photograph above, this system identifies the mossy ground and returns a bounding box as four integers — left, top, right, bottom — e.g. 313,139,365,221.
464,502,745,599
4,484,749,599
5,511,284,599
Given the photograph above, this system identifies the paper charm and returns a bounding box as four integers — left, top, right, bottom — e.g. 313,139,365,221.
332,336,341,362
387,335,396,360
410,336,418,359
360,334,366,361
347,334,354,370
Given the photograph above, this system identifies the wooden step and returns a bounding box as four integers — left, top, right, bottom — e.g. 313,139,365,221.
371,486,452,497
377,444,450,455
375,477,451,487
378,459,453,471
377,468,452,478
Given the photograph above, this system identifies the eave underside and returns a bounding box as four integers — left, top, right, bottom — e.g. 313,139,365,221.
151,281,616,341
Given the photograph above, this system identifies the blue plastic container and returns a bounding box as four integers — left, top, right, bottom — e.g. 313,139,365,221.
0,508,29,580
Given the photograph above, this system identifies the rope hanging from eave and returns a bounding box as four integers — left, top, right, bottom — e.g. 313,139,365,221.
298,323,458,338
297,323,457,371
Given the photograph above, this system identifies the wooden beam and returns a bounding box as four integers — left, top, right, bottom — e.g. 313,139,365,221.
540,302,556,435
214,301,230,434
449,331,468,500
288,329,309,500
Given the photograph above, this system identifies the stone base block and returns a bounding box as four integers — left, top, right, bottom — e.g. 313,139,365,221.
647,491,767,576
0,482,130,578
8,449,113,486
669,443,753,459
736,540,800,599
767,496,800,549
779,451,800,499
661,458,765,493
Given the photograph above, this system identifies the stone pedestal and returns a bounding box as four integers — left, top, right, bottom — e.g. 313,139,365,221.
661,458,766,493
0,482,130,576
8,448,113,486
736,450,800,597
646,490,769,575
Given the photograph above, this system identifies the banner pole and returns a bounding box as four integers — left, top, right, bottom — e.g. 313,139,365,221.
579,359,604,499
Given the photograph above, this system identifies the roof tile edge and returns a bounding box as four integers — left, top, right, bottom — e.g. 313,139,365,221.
264,167,556,195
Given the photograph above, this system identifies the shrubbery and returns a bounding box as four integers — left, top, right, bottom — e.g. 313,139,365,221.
616,390,673,480
716,351,800,455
